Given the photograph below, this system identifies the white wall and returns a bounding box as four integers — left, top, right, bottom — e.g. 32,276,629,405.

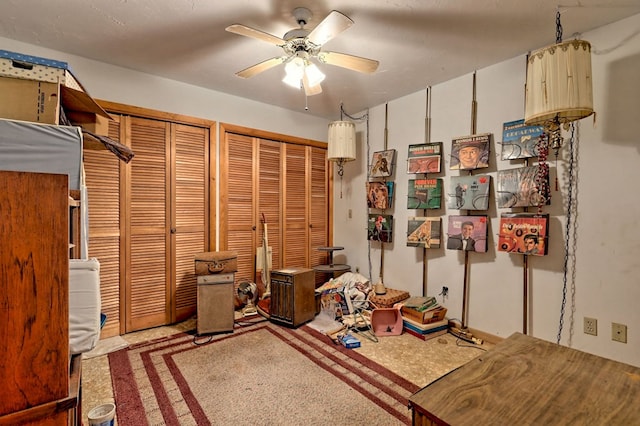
335,13,640,367
3,13,639,367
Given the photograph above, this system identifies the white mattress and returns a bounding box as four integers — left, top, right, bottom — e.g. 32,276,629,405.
69,258,101,354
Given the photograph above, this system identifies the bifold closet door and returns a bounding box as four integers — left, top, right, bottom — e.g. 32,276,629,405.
221,132,328,291
85,114,209,335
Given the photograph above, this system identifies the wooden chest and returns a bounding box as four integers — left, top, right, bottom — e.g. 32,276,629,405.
269,268,315,327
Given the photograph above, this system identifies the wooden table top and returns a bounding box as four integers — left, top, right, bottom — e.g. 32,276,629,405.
409,332,640,425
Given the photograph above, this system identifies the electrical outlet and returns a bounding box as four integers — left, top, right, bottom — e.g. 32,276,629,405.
612,323,627,343
584,317,597,336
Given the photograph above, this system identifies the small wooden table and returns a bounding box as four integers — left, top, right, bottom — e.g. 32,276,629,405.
314,246,350,277
409,332,640,425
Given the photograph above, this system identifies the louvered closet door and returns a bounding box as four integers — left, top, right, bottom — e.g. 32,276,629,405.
223,133,258,286
173,124,208,321
126,117,170,331
283,144,308,266
309,146,329,281
258,139,282,273
83,117,123,338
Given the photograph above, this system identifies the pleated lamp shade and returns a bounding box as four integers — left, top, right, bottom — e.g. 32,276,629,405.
525,39,594,126
327,121,356,162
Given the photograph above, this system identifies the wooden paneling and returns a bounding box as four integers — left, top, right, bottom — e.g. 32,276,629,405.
283,143,308,267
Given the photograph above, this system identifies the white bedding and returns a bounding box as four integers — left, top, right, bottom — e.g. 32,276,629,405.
69,258,101,354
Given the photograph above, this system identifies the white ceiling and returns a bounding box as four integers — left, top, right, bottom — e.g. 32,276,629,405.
1,0,639,120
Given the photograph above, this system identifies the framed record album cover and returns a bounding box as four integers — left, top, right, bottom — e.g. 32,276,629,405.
367,214,393,243
446,215,488,253
407,142,443,174
498,213,549,256
407,217,442,248
496,166,550,208
450,133,491,171
500,119,544,160
366,181,394,210
407,178,442,209
447,175,491,211
369,149,396,178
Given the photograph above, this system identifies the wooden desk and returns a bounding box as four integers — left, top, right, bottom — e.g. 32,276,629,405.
409,332,640,425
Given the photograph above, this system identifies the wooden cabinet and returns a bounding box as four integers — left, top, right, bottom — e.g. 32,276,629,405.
269,268,315,327
0,170,72,424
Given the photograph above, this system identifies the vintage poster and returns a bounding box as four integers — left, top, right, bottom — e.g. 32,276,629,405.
447,175,491,211
450,133,491,171
407,142,442,174
500,119,544,160
446,215,488,253
407,216,442,248
367,214,393,243
369,149,396,178
407,178,442,209
497,213,549,256
366,181,394,209
496,166,550,208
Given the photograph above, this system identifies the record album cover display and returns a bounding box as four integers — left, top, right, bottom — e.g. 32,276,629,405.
367,214,393,243
498,213,549,256
446,215,488,253
369,149,396,178
496,166,550,208
407,216,442,248
407,178,442,209
500,119,544,160
366,181,394,209
407,142,443,174
450,133,491,171
447,175,491,211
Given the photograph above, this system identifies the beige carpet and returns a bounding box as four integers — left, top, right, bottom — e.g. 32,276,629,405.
109,318,420,425
83,335,129,360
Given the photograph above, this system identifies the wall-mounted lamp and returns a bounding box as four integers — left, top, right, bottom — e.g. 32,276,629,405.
327,120,356,198
524,10,594,155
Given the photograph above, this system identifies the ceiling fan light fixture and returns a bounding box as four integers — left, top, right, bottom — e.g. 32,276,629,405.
283,57,305,88
304,63,325,87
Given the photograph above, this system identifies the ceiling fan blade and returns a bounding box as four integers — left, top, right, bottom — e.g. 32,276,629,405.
307,10,354,46
226,24,285,46
236,57,287,79
317,51,379,73
303,73,322,96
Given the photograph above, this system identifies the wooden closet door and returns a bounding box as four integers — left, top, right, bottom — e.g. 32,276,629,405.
282,143,308,266
126,116,171,331
84,117,123,338
309,146,329,276
172,123,208,321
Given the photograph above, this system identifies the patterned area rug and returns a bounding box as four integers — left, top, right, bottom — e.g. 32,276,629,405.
109,318,420,425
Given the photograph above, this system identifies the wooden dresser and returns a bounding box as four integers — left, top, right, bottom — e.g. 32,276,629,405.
0,170,79,425
409,332,640,425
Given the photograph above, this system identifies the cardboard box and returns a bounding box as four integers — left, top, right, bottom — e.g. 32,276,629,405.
0,50,84,91
0,77,60,124
401,305,448,324
0,76,111,126
66,111,110,136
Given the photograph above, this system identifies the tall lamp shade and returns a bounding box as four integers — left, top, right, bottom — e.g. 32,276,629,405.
327,120,356,173
525,39,594,126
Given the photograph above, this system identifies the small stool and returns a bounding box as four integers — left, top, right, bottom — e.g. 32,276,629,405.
314,246,351,278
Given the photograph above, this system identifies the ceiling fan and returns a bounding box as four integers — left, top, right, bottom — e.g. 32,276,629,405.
226,7,379,96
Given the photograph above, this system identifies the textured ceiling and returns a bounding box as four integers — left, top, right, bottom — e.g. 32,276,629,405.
1,0,638,120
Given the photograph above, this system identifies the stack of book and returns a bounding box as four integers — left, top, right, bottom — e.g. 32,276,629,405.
400,296,449,340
